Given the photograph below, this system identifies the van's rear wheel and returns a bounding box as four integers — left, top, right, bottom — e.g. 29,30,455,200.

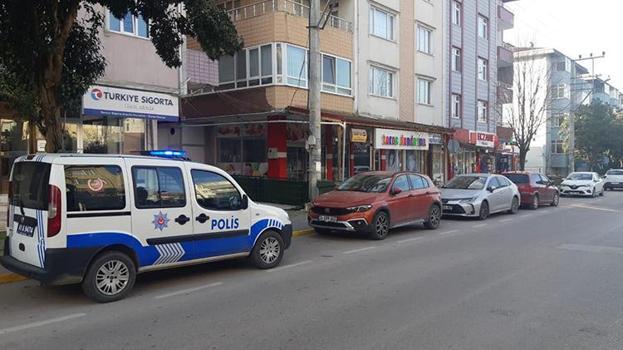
82,251,136,303
251,230,284,269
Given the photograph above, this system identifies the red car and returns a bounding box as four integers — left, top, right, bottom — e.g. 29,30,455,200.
308,171,442,240
502,172,560,209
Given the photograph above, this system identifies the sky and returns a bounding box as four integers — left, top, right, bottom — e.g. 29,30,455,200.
505,0,623,90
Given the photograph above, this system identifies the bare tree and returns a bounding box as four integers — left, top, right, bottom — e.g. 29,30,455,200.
503,54,551,171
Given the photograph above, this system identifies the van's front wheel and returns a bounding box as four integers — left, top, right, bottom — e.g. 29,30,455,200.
251,230,284,269
82,251,136,303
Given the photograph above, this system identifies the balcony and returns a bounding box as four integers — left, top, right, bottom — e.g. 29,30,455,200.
497,83,513,104
227,0,353,32
498,5,514,30
498,44,514,68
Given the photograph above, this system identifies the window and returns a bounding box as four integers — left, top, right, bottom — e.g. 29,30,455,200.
452,1,461,25
11,162,51,211
219,45,274,89
65,165,126,212
218,54,235,89
551,113,566,127
478,100,488,122
287,45,308,87
369,66,394,98
218,138,242,162
478,15,488,39
370,7,395,40
551,140,564,154
108,11,149,38
408,175,429,189
132,167,186,209
392,175,411,192
191,170,243,211
417,25,432,54
551,84,568,99
452,47,462,72
322,54,352,95
555,58,572,72
530,174,542,184
417,78,431,105
451,94,462,118
478,57,488,81
497,176,511,187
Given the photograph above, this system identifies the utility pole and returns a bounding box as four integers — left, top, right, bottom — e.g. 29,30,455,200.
570,52,605,173
307,0,322,201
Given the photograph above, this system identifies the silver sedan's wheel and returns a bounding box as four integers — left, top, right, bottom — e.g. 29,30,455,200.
509,196,520,214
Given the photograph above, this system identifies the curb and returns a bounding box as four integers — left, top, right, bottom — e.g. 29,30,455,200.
0,227,316,285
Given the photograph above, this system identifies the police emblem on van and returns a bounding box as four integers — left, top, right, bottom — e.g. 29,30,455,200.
152,211,170,231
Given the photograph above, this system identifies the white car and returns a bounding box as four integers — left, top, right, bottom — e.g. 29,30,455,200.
559,172,605,197
604,169,623,191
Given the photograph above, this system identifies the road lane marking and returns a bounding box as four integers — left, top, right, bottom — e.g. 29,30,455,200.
154,282,223,299
569,204,620,213
0,313,86,335
396,237,424,244
439,229,459,235
267,260,313,272
472,224,487,228
557,244,623,255
343,246,376,254
499,218,514,223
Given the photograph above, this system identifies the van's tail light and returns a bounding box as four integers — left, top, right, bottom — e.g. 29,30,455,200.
47,185,62,237
7,181,12,226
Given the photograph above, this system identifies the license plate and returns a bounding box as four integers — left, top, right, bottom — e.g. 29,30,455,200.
318,215,337,223
443,205,453,211
14,215,37,237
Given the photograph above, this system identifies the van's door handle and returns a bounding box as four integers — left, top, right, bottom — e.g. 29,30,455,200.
196,213,209,224
175,214,190,225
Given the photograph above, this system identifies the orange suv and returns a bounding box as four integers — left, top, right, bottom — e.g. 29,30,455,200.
308,171,442,240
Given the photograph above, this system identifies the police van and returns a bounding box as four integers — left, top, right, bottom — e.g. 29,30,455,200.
1,153,292,302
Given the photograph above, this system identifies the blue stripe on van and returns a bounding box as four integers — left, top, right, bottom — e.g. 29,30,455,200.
64,218,285,267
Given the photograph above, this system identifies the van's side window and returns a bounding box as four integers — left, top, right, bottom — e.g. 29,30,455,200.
132,167,186,209
191,170,242,210
65,165,125,211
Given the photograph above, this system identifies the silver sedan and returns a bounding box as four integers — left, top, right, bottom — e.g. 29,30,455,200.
441,174,521,220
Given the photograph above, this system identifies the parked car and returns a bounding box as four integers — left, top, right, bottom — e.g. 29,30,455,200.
560,172,604,197
1,153,292,302
503,171,560,209
440,174,520,220
308,171,442,240
604,169,623,190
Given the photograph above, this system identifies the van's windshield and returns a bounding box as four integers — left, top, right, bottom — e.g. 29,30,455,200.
11,162,51,210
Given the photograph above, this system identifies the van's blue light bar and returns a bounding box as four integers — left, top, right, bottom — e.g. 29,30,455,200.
142,150,189,160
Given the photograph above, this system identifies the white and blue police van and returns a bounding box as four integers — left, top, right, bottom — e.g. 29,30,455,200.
1,152,292,302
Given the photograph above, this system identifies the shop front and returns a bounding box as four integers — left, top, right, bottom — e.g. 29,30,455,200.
450,129,498,177
374,128,430,174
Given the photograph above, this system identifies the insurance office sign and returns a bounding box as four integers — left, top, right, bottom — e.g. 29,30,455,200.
82,85,179,122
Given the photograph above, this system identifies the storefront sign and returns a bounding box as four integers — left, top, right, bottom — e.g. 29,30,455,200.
374,128,429,150
469,131,496,148
82,85,179,122
429,134,443,145
351,129,368,143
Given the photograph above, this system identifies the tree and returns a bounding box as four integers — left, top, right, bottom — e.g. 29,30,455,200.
0,0,241,152
503,54,551,171
573,101,622,172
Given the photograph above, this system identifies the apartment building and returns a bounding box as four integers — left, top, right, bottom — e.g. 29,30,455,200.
0,5,181,197
445,0,515,176
510,47,589,176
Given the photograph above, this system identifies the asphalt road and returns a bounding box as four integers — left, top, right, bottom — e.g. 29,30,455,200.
2,193,623,349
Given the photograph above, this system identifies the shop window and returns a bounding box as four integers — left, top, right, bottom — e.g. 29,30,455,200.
65,165,126,212
243,139,267,163
132,167,186,208
218,138,242,163
191,170,243,211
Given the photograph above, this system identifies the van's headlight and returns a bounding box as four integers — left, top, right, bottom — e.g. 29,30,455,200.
347,205,373,212
459,197,478,203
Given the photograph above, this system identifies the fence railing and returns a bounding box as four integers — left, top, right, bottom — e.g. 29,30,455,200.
227,0,353,32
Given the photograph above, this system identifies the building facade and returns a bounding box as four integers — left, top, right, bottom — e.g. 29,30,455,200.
445,0,515,176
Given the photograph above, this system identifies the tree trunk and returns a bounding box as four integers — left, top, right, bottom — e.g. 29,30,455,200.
39,81,64,153
518,149,527,171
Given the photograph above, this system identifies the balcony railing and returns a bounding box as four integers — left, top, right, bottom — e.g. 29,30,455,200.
227,0,353,32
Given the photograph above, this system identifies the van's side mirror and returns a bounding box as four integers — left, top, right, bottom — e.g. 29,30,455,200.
241,194,249,209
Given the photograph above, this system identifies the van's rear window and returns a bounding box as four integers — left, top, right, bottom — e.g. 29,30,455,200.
504,174,529,184
11,162,51,210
